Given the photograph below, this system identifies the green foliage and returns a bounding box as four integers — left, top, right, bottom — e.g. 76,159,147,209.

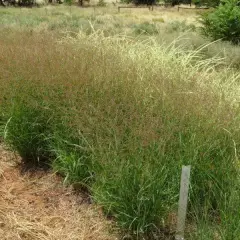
3,101,52,164
167,20,196,33
51,129,94,184
164,0,191,5
65,0,73,5
193,0,220,7
133,22,158,35
18,0,35,6
0,115,5,140
163,0,220,6
97,0,106,6
200,0,240,44
92,146,180,237
120,0,132,4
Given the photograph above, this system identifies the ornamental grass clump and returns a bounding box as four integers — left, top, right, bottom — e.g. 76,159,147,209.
1,29,240,238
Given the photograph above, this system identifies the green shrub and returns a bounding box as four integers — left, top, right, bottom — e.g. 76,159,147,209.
164,0,191,5
193,0,220,7
65,0,73,5
120,0,132,4
200,0,240,44
164,0,220,6
18,0,35,6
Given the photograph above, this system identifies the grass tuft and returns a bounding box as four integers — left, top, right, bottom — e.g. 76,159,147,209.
1,8,240,239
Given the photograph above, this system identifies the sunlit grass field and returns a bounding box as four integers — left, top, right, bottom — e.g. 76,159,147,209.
1,5,240,239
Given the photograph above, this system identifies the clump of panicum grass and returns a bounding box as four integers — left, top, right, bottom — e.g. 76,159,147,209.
133,22,159,35
3,103,52,165
50,125,94,185
166,20,196,33
1,29,240,239
1,78,55,165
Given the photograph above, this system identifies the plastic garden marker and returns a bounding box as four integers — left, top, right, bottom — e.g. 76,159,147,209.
175,165,191,240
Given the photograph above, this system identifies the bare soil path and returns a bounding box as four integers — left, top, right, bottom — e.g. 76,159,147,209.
0,145,117,240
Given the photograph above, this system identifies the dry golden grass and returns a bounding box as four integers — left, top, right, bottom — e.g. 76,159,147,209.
0,145,118,240
0,4,199,29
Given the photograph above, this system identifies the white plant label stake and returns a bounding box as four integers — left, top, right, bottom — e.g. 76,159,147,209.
175,165,191,240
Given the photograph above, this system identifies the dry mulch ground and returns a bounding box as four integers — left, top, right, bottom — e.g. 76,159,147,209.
0,145,118,240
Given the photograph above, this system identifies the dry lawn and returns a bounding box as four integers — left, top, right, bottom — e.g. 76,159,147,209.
0,145,118,240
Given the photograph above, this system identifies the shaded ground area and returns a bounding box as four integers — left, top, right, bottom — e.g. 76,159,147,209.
0,145,118,240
